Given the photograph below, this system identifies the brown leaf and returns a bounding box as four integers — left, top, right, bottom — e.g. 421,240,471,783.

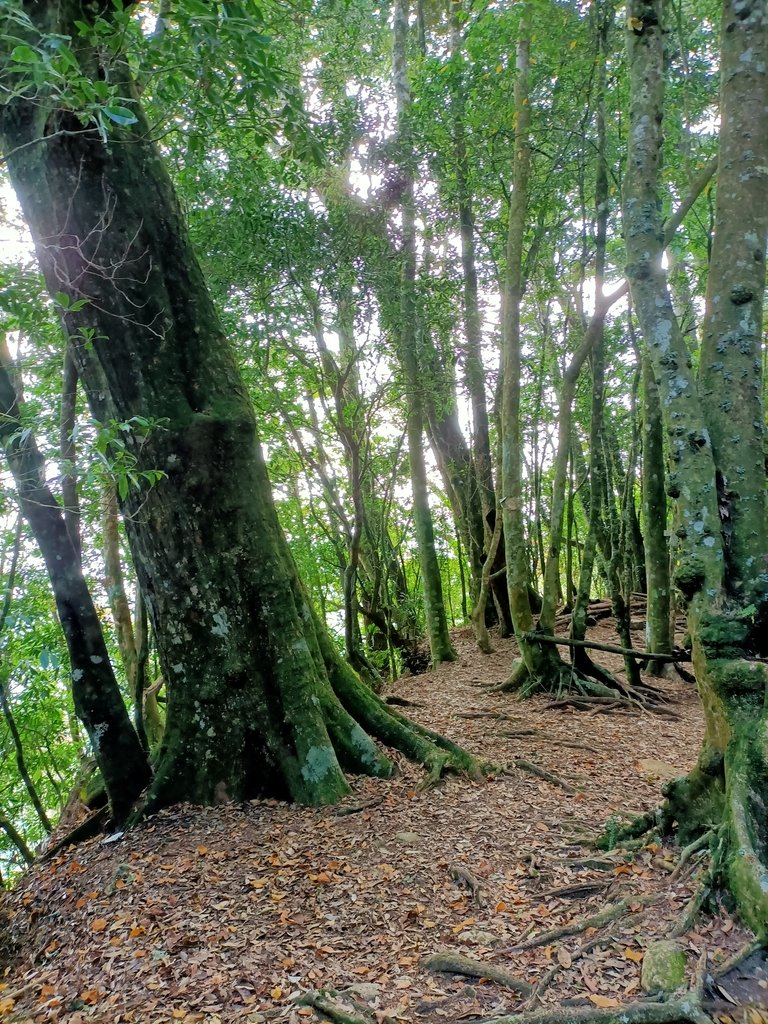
589,995,620,1008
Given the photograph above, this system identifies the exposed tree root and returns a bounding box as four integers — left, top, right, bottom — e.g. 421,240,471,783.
475,998,714,1024
421,951,532,995
512,894,657,952
298,991,374,1024
450,864,484,907
40,807,109,860
712,938,764,978
668,831,715,882
667,865,715,939
506,759,576,794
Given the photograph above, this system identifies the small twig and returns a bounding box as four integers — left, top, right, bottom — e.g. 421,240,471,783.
334,797,384,817
422,951,531,995
512,894,657,952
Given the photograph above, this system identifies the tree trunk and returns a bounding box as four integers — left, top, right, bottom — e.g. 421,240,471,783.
641,353,672,674
498,8,567,692
392,0,455,664
623,0,768,934
1,0,473,812
0,349,151,823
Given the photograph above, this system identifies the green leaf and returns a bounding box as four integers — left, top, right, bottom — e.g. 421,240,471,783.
10,45,39,64
103,105,138,126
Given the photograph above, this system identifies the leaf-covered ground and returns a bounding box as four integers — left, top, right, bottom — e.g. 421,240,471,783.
1,621,766,1024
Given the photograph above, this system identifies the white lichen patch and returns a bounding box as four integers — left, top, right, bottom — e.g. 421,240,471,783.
212,608,230,638
301,744,335,783
349,724,380,769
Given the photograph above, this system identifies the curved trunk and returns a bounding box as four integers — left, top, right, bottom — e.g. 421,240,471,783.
0,0,472,810
0,352,150,823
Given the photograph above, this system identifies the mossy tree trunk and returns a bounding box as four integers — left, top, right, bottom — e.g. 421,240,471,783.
0,0,474,812
624,0,768,936
641,353,673,675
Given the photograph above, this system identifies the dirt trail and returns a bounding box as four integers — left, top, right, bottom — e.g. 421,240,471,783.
1,623,764,1023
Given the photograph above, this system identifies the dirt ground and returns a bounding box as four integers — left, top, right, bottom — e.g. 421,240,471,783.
0,620,765,1024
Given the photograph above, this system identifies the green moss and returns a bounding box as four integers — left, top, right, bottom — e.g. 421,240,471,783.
641,940,687,994
698,614,750,659
674,557,706,601
663,762,724,844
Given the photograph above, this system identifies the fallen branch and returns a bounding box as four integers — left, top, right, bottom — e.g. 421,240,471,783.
498,730,601,754
334,797,384,817
537,881,609,900
422,951,531,995
521,632,690,664
512,894,656,952
509,759,576,794
383,695,422,708
457,712,520,721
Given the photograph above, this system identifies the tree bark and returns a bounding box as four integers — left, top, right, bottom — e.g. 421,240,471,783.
623,0,768,935
0,347,151,823
0,0,474,812
392,0,455,664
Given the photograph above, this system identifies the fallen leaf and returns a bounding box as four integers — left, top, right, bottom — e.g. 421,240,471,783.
91,918,108,932
589,995,620,1008
557,948,572,968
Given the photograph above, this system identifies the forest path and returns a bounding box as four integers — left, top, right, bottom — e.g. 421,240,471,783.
1,620,764,1024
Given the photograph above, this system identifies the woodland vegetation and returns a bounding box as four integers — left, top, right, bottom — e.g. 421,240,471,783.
0,0,766,1017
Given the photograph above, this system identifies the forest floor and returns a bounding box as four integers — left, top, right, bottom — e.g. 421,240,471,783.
1,616,766,1024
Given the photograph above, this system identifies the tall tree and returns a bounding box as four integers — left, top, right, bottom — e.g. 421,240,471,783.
0,0,474,814
391,0,455,664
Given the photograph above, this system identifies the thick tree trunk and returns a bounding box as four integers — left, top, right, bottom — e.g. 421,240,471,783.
1,0,472,810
